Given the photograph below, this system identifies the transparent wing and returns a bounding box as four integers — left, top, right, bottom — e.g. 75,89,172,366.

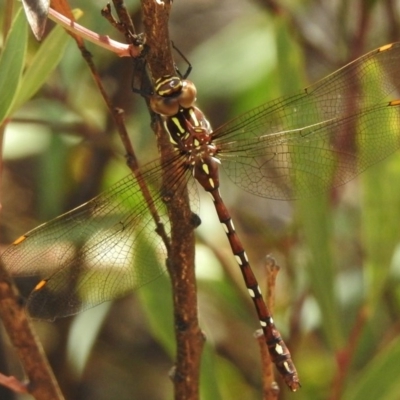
1,156,191,320
218,104,400,198
213,43,400,198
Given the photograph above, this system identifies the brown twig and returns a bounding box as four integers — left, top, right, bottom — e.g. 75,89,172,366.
348,1,373,61
254,330,280,400
255,255,281,399
112,107,171,252
102,0,140,41
329,304,369,400
384,0,400,42
265,255,280,315
139,1,204,399
0,260,65,399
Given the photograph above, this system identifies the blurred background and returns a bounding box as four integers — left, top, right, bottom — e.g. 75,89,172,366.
2,0,400,399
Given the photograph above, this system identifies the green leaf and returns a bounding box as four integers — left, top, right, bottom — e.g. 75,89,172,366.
297,193,344,350
357,58,400,306
361,152,400,307
0,8,28,124
200,346,222,400
136,232,175,356
274,16,306,96
342,336,400,400
11,12,79,111
139,271,175,356
190,12,276,100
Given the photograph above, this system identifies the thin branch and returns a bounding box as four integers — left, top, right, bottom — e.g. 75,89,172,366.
255,255,281,399
112,107,171,253
0,373,28,393
255,330,280,400
48,7,140,57
329,305,369,400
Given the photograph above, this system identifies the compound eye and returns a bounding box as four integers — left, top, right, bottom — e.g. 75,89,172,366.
150,95,180,116
178,80,197,108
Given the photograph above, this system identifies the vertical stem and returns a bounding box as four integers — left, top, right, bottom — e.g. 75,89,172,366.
140,1,204,399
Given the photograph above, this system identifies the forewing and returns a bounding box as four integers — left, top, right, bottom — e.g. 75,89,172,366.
213,43,400,198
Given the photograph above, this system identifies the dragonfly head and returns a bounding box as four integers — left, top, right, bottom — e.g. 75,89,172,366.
150,75,197,116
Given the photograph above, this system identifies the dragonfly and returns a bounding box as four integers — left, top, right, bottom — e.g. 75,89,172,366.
3,41,400,390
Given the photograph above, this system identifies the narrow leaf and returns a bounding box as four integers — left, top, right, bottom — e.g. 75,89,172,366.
11,11,82,111
342,337,400,400
0,8,28,125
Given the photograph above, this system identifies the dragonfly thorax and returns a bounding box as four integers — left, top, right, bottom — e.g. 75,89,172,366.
163,106,216,149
